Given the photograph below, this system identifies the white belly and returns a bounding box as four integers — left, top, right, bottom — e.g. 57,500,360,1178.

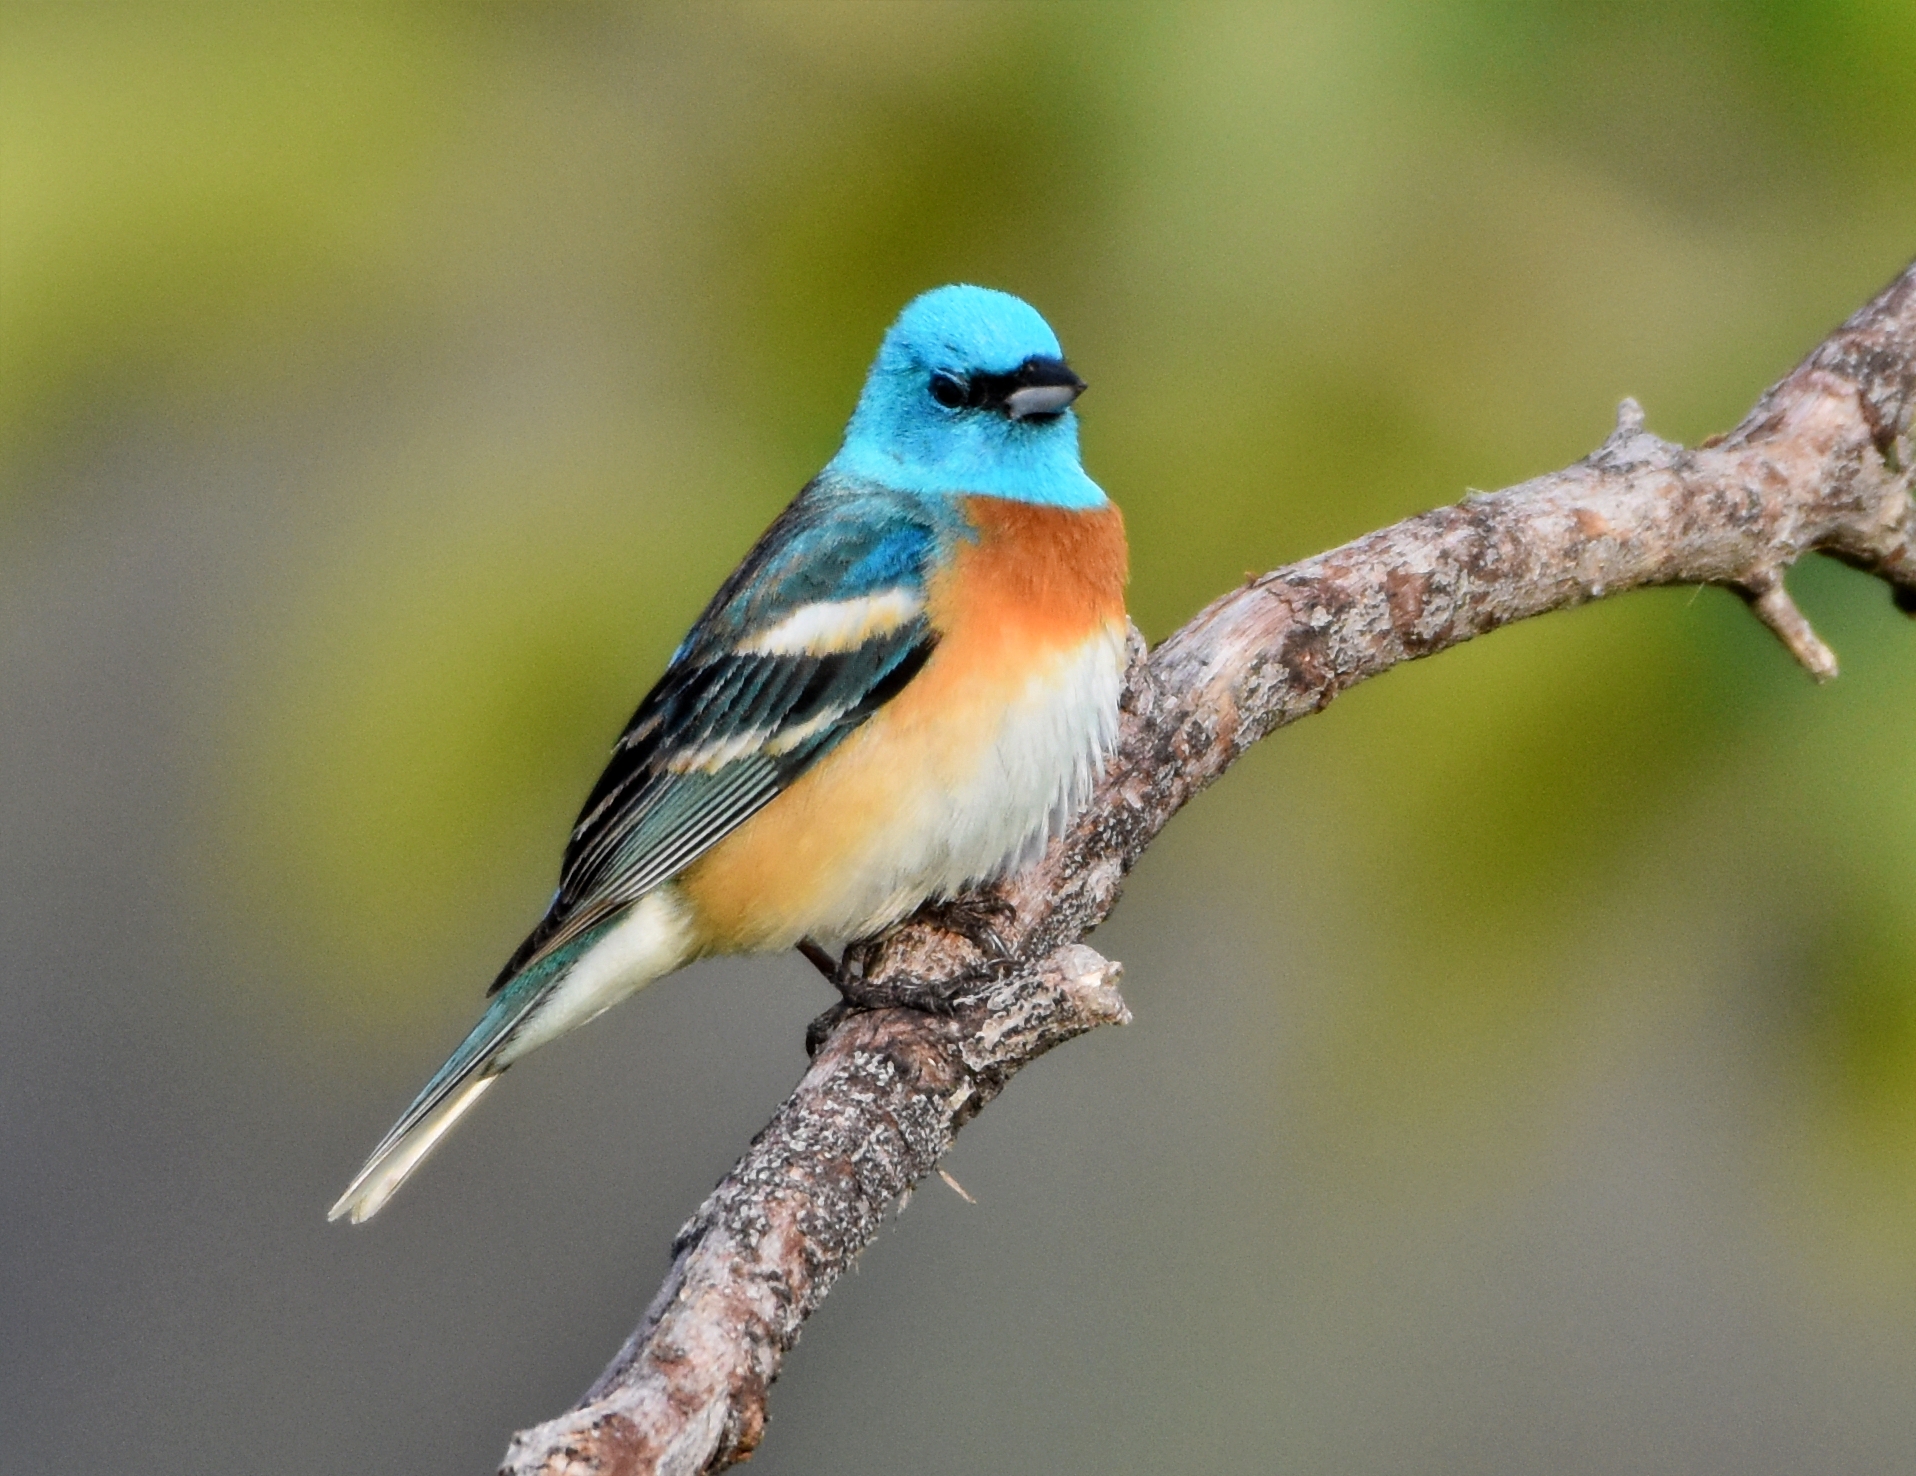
810,622,1126,946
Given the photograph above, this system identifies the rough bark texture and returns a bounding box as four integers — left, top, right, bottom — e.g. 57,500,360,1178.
500,259,1916,1476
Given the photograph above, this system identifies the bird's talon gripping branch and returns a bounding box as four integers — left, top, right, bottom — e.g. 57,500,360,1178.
803,1001,856,1056
804,971,975,1057
916,893,1020,965
832,957,973,1016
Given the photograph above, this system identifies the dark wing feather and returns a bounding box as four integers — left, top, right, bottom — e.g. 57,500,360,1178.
489,487,948,993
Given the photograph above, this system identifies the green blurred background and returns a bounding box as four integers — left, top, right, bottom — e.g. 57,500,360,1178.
4,3,1914,1471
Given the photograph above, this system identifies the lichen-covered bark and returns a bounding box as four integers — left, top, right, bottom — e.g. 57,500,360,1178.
500,259,1915,1476
500,947,1129,1476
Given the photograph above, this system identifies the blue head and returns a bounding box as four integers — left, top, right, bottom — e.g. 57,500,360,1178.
824,285,1106,508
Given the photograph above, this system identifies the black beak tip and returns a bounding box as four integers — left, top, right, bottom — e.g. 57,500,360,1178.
1024,355,1085,392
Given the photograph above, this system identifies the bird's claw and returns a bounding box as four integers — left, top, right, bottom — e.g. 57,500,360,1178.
802,895,1020,1055
803,980,964,1056
917,893,1020,964
804,1001,855,1056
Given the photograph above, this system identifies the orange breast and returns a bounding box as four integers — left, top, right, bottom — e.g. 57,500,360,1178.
677,495,1127,952
929,495,1128,661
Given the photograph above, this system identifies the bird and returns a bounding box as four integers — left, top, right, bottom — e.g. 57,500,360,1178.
330,284,1128,1223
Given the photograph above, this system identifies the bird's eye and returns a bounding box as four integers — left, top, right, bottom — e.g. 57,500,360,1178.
929,373,967,409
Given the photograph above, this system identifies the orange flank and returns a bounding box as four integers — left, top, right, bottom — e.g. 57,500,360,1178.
677,495,1128,952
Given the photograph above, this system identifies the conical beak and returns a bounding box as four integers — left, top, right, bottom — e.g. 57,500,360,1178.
1003,356,1087,420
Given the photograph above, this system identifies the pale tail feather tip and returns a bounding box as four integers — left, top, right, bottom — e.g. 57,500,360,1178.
327,1074,498,1224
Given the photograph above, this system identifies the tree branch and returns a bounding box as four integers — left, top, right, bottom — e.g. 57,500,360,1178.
500,259,1915,1476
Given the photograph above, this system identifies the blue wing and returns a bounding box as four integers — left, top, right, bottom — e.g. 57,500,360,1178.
488,481,951,992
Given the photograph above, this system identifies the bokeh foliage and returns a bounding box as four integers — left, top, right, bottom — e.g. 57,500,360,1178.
6,0,1915,1341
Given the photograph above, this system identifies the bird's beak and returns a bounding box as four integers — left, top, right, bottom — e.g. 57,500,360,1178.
1004,357,1086,420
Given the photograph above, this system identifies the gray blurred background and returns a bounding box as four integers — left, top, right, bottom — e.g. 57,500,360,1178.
4,3,1915,1471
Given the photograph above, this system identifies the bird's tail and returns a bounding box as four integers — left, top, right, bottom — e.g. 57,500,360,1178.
328,919,619,1224
328,1072,499,1226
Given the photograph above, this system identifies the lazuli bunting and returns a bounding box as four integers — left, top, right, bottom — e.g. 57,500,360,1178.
332,285,1127,1222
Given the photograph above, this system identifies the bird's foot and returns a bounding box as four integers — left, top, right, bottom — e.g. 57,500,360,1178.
801,896,1022,1056
829,952,969,1016
916,892,1020,965
804,984,961,1055
804,1000,854,1056
804,942,974,1057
